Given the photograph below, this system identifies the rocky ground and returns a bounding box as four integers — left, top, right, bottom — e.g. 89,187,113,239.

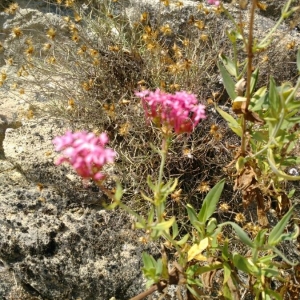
0,0,299,299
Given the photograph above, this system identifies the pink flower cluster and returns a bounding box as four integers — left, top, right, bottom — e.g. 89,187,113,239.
135,89,206,134
207,0,220,5
53,131,116,181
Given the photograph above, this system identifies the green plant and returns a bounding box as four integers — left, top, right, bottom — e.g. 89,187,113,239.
53,87,299,300
217,0,300,225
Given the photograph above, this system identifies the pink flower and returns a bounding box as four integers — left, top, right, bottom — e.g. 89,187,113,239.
53,131,116,181
207,0,220,5
135,89,206,134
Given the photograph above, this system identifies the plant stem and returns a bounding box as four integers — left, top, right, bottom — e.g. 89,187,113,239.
258,0,293,49
241,0,256,156
156,137,169,222
157,137,168,189
130,284,159,300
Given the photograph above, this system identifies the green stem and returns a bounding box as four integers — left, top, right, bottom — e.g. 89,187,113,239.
157,138,168,192
155,137,169,222
221,4,239,30
258,0,293,49
252,247,258,264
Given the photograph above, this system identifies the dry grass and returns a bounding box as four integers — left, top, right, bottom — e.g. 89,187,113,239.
1,0,237,210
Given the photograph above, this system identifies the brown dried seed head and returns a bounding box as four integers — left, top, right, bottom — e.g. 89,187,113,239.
108,45,120,52
160,24,172,35
176,1,184,8
118,122,131,136
140,12,148,22
65,0,75,7
89,49,99,56
74,12,82,22
235,213,246,224
194,20,205,30
200,34,208,42
12,27,22,38
5,3,19,14
47,56,56,64
160,0,170,7
25,45,34,56
71,34,79,42
43,43,52,51
197,182,211,193
47,28,56,39
219,203,230,212
63,16,70,22
1,72,7,81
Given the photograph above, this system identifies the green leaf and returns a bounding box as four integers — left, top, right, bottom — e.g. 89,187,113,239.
186,285,202,298
222,239,230,261
176,233,189,246
135,222,146,229
264,289,282,300
286,116,300,123
142,252,156,270
148,207,155,224
258,254,277,264
146,175,156,190
223,262,231,284
198,179,225,223
253,85,267,98
261,267,280,278
215,106,242,137
226,29,242,44
211,226,222,248
285,97,300,110
219,222,253,247
114,182,123,202
268,206,295,245
253,229,268,248
186,205,206,235
140,191,154,203
249,94,267,112
171,220,179,239
288,189,295,198
219,53,238,77
268,77,281,116
297,47,300,73
152,216,175,231
206,218,217,234
233,253,258,274
250,68,259,95
194,262,223,276
222,283,233,300
267,149,300,181
187,204,201,227
218,61,237,100
251,131,268,143
155,258,163,277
